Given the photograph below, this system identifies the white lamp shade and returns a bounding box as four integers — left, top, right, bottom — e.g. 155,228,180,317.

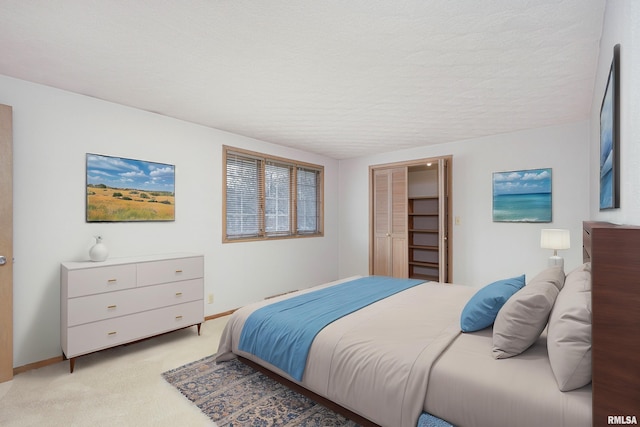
540,229,571,250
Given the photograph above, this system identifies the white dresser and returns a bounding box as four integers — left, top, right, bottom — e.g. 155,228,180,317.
60,253,204,372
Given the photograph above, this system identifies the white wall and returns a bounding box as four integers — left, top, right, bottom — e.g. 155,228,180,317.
0,75,340,367
338,121,590,288
590,0,640,224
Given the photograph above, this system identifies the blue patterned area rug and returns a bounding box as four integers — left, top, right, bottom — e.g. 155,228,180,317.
162,355,359,426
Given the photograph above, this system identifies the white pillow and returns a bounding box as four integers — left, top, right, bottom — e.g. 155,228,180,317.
547,263,592,391
492,267,564,359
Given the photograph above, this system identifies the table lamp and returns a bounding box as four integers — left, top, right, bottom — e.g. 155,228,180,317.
540,229,570,269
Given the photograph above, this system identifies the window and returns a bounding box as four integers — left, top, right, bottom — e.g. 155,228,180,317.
223,146,323,242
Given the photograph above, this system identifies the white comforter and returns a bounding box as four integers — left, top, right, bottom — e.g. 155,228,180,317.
216,276,475,427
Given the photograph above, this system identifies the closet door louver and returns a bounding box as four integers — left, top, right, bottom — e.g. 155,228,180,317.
373,168,408,278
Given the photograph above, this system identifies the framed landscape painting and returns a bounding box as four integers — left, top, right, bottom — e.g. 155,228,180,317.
492,168,552,223
86,153,175,222
600,44,620,210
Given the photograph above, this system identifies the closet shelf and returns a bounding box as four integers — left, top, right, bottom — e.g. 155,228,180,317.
408,194,441,281
409,244,439,251
409,228,439,233
409,261,439,268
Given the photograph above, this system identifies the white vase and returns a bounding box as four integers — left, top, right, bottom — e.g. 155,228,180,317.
89,236,109,262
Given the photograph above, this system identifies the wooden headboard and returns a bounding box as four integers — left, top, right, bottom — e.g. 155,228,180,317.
583,221,640,427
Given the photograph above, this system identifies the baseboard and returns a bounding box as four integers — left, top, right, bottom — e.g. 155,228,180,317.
13,309,238,376
13,355,64,376
205,309,236,320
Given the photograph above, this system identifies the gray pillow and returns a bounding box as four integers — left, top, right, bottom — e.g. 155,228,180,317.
492,267,564,359
547,263,592,391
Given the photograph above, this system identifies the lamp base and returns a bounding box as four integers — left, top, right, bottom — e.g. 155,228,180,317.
548,255,564,269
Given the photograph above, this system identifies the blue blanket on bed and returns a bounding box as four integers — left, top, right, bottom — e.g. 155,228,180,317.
238,276,424,381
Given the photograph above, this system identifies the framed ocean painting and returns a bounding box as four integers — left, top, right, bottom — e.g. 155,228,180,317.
492,168,552,223
600,44,620,210
86,153,175,222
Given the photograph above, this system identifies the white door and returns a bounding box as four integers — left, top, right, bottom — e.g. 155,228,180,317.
0,104,13,382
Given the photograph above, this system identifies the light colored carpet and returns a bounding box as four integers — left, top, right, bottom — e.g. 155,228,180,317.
0,316,230,427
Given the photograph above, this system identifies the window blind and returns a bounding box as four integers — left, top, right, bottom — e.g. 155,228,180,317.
297,167,319,234
265,161,292,236
226,152,262,239
223,146,323,242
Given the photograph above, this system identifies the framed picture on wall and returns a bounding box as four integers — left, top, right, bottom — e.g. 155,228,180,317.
86,153,175,222
492,168,552,223
599,44,621,210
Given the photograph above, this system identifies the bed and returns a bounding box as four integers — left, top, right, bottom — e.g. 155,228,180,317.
216,240,596,426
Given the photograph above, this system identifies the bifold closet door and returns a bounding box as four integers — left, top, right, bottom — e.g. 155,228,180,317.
372,167,408,278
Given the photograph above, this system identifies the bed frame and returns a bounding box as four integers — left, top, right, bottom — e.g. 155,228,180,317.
240,221,639,427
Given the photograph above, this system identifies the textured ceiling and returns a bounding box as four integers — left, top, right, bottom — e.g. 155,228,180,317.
0,0,606,159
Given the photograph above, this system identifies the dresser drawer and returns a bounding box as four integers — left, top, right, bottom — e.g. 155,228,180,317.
66,264,137,298
64,300,203,358
66,278,203,327
137,256,203,287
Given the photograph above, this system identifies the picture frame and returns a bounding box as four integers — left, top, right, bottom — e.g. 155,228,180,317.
492,168,552,223
600,44,621,210
86,153,175,222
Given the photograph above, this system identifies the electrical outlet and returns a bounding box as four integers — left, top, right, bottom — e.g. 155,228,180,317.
207,293,214,304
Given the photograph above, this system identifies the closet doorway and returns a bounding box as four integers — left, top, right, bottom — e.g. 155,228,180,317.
369,156,452,283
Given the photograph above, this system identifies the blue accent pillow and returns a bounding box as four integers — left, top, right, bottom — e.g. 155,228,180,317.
460,274,525,332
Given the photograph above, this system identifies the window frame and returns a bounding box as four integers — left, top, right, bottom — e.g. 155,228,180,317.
223,145,324,243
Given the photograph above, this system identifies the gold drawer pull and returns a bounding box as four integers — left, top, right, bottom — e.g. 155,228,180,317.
175,292,183,296
107,305,117,309
107,331,117,336
175,315,183,320
107,279,117,283
175,269,183,273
